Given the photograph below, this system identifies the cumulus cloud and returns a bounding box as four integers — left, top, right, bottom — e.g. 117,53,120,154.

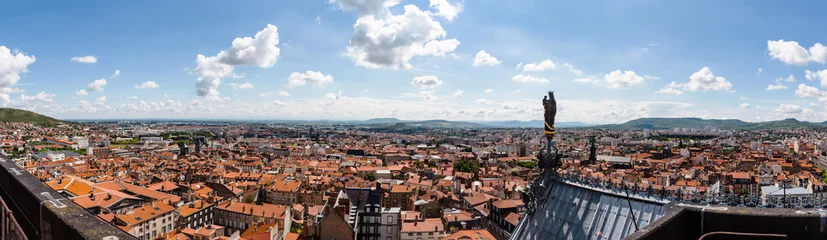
795,84,824,98
111,70,120,79
739,103,750,109
474,98,488,104
279,91,290,97
767,40,827,66
484,88,494,93
0,46,36,103
274,100,287,107
19,92,55,103
340,1,460,69
563,63,583,76
512,74,549,83
656,83,684,95
135,81,160,89
765,83,787,91
756,68,762,76
230,82,254,89
659,67,733,93
94,96,107,106
453,90,463,97
194,24,280,99
287,70,334,88
805,69,827,87
411,75,443,89
522,59,556,72
429,0,463,21
86,78,107,92
776,103,803,114
75,90,88,96
472,50,500,66
70,56,97,63
776,74,795,83
604,70,645,89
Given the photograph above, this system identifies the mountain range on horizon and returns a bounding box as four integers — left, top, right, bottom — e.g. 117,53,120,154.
3,108,827,130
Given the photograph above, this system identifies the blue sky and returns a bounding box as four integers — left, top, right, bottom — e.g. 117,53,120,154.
2,0,827,123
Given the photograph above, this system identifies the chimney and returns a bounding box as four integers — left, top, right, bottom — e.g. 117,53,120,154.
89,193,95,200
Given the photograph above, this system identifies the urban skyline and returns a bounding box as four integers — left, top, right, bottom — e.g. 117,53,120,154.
3,0,827,124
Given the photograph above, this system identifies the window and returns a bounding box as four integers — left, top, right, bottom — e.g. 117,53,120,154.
387,226,392,234
387,216,392,223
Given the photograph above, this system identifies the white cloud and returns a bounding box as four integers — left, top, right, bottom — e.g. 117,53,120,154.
810,103,818,107
474,98,488,104
776,103,803,114
516,62,523,69
0,46,36,103
274,100,287,107
134,81,160,89
127,96,139,99
194,24,280,99
661,67,733,93
767,40,827,66
230,82,254,89
86,78,107,92
19,92,55,103
522,59,556,72
765,83,787,91
287,70,334,88
656,83,684,95
342,3,460,69
756,68,762,76
75,89,88,96
795,84,824,98
484,88,494,93
512,74,549,83
231,73,246,79
70,56,97,63
111,70,120,79
563,63,583,76
94,96,107,106
643,75,661,80
776,74,795,83
805,69,827,87
411,75,443,89
739,103,750,109
316,16,322,25
279,91,290,97
453,90,463,97
472,50,501,66
604,70,645,89
429,0,463,21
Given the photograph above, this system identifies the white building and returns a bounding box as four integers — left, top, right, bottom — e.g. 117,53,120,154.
72,137,89,149
46,152,65,161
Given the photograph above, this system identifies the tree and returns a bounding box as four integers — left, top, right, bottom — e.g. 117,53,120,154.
740,187,749,198
366,173,377,181
427,160,437,168
243,195,255,203
454,160,480,173
291,223,304,234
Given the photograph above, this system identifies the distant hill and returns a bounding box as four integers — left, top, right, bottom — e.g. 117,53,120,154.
589,117,826,130
478,120,593,128
0,108,67,126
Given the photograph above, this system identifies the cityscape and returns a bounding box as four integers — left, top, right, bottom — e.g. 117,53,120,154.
3,1,827,240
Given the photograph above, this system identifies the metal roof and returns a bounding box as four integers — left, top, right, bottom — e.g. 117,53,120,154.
511,179,666,240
